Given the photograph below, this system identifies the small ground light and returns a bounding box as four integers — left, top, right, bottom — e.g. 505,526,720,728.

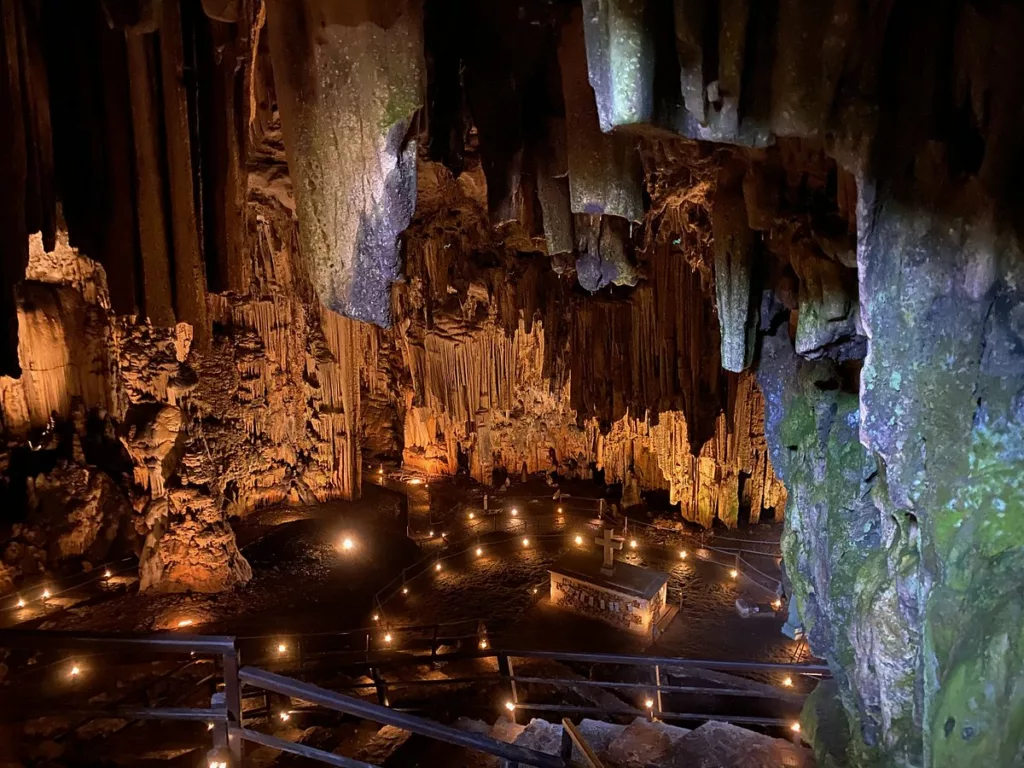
16,597,24,608
729,569,739,579
522,538,530,547
441,532,447,539
373,613,380,621
476,547,483,556
402,587,409,595
103,569,112,578
511,508,518,516
644,698,654,709
428,530,434,537
341,537,354,551
177,619,194,628
790,722,801,733
505,701,516,712
209,761,227,768
772,599,783,610
557,507,563,513
409,478,422,485
574,535,583,545
207,722,215,731
479,639,488,649
384,633,393,643
277,643,287,654
532,587,538,594
41,589,50,600
679,551,687,559
630,540,638,549
69,664,81,677
468,512,475,519
279,711,290,722
782,676,793,687
435,562,442,571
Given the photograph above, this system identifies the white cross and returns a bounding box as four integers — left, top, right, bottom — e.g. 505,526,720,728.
595,527,624,570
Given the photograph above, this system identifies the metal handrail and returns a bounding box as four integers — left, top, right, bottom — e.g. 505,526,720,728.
238,666,567,768
561,718,606,768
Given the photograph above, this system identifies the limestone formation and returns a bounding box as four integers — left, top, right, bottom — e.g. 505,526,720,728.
265,0,424,327
0,5,1023,766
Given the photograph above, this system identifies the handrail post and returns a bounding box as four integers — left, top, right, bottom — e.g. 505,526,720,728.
222,644,242,764
654,665,664,718
370,667,390,707
497,653,519,724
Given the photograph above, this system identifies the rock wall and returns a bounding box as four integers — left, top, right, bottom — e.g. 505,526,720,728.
381,156,786,527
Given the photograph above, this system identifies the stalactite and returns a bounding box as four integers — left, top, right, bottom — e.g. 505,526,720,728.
265,0,425,327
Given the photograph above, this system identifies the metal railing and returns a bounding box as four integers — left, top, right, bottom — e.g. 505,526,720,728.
0,629,826,766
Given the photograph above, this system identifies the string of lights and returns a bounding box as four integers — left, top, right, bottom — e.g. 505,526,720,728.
4,556,138,615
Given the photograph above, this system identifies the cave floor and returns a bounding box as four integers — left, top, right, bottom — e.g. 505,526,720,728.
3,476,811,765
11,475,801,669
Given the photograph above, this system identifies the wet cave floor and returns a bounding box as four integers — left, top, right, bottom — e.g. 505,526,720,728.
1,476,812,764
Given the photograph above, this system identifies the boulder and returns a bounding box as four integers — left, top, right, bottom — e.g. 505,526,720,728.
661,720,811,768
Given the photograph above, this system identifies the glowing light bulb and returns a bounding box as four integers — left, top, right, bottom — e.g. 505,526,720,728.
384,633,392,643
435,562,442,571
532,587,538,595
644,699,654,709
69,664,81,677
479,639,488,649
782,676,793,688
103,569,112,579
468,512,475,520
505,701,515,712
772,599,782,610
428,530,434,537
630,540,638,549
729,569,738,579
341,537,354,551
378,467,384,475
441,532,447,539
557,507,563,513
574,535,583,545
790,722,801,733
679,551,687,560
41,589,50,601
277,643,287,654
279,711,290,722
16,597,25,609
402,587,409,595
177,619,194,628
511,508,518,517
207,722,215,731
521,538,530,547
475,547,483,556
409,478,422,485
373,614,380,621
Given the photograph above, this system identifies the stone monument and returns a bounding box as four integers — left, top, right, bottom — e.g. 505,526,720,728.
549,526,671,638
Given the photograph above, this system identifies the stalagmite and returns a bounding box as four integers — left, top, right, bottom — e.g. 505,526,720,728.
265,0,424,327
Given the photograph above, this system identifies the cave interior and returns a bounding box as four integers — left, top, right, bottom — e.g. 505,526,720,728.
1,0,1024,766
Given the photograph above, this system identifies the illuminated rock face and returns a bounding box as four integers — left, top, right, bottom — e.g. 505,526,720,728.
265,0,424,327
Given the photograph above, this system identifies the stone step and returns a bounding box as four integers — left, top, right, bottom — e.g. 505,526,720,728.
509,716,689,767
503,716,813,768
352,723,416,766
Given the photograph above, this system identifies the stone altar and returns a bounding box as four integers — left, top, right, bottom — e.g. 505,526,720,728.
549,528,670,637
